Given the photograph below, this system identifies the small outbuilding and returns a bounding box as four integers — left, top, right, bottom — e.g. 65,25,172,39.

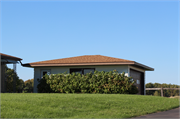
23,55,154,94
1,53,22,93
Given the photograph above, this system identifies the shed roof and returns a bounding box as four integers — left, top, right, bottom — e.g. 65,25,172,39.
23,55,154,71
1,53,22,61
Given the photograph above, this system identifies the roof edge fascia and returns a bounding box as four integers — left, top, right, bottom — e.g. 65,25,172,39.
23,62,135,67
1,54,22,61
133,62,154,71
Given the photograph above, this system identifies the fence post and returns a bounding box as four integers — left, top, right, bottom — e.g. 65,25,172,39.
161,87,163,97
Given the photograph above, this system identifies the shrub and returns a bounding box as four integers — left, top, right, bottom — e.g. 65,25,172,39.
37,77,54,93
38,70,138,94
154,91,160,96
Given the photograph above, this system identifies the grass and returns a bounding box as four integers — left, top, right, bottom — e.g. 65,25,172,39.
1,93,179,118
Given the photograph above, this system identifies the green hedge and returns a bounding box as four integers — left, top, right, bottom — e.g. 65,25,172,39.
37,70,138,94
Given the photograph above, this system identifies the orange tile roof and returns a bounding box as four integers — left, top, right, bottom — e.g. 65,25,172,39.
0,53,22,61
23,55,154,71
29,55,134,65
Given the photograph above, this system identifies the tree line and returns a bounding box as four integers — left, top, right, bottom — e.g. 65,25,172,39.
146,83,180,97
4,65,33,93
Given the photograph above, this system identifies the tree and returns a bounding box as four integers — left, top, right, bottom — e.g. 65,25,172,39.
17,79,25,92
146,83,180,97
5,65,22,92
154,91,160,96
145,83,155,95
23,79,34,93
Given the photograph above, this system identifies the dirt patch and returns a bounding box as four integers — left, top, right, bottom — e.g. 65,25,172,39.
169,96,180,99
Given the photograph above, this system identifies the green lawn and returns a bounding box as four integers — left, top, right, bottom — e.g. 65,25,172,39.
1,93,179,118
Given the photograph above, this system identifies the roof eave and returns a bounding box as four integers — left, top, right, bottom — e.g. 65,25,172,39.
23,62,135,67
1,54,22,61
132,62,154,71
23,62,154,71
1,59,19,64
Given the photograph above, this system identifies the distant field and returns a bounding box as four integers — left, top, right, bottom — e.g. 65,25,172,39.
1,94,179,118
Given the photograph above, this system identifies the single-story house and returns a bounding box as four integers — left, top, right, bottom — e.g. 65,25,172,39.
1,53,22,93
23,55,154,94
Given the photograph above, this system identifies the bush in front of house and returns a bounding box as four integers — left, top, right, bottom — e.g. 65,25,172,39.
37,70,138,94
37,77,54,93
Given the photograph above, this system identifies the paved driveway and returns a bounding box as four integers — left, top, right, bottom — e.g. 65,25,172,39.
132,107,180,118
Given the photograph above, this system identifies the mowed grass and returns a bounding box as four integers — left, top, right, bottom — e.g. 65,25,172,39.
1,94,179,118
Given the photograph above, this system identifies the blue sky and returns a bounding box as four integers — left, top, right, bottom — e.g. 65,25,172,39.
1,0,179,85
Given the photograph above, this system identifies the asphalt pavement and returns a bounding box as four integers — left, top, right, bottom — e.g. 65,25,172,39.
132,107,180,119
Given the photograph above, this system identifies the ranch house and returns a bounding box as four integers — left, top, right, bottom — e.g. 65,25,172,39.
23,55,154,94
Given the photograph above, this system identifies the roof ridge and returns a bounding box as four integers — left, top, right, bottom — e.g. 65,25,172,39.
31,55,100,63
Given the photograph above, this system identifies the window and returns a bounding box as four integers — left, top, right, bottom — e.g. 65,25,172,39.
136,79,140,84
43,71,47,76
70,68,83,74
41,70,51,78
84,69,94,74
70,68,95,74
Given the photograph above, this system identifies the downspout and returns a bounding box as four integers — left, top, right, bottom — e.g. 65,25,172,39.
19,60,23,66
127,65,130,77
144,73,146,95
